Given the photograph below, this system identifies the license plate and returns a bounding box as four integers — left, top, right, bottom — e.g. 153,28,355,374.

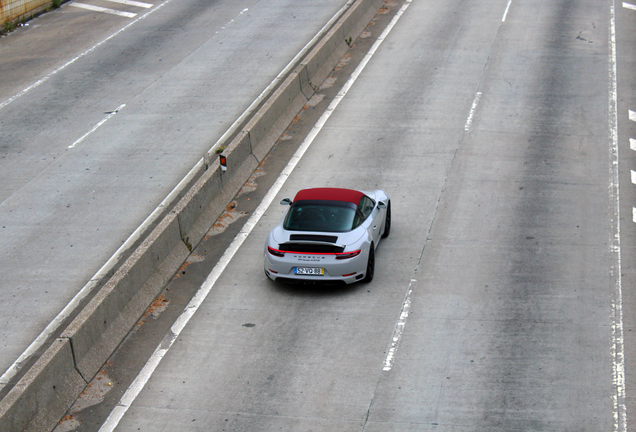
294,267,324,276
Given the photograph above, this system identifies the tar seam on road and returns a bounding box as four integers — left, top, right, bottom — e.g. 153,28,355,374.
608,3,627,431
98,2,412,430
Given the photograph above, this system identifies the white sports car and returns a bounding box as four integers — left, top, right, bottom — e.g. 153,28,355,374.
264,187,390,284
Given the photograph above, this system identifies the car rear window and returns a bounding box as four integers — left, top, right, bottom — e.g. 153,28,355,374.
283,201,357,233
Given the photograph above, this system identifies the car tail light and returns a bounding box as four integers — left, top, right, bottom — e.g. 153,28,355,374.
267,246,286,257
335,249,361,260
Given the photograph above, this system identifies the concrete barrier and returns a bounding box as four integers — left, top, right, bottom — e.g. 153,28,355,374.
0,339,85,432
61,212,190,381
0,0,385,429
175,131,259,250
246,71,310,161
302,0,380,86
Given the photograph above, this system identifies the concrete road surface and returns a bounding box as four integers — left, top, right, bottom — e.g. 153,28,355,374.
55,0,636,430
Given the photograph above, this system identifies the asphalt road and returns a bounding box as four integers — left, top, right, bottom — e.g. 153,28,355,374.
44,0,636,430
0,0,354,391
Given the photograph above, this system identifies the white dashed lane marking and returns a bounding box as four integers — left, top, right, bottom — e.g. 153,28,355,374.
630,110,636,224
464,92,482,131
623,2,636,11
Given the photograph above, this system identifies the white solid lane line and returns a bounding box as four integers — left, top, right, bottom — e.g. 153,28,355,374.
608,4,626,431
623,2,636,10
70,2,137,18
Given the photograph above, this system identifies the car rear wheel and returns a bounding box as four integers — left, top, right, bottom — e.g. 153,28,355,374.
362,245,375,283
381,201,391,238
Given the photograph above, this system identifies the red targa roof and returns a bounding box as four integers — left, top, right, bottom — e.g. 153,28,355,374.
293,188,364,204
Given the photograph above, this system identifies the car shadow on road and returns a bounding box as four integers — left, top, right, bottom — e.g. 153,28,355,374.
266,278,368,298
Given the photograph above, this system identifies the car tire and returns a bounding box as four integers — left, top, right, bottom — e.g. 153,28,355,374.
362,245,375,283
381,201,391,238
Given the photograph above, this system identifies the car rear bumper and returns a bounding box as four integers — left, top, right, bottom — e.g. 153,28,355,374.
264,268,363,285
264,252,367,285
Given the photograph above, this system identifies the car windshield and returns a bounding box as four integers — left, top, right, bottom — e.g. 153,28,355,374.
283,201,357,232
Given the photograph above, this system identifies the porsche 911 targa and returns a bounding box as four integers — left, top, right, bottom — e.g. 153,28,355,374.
264,187,390,284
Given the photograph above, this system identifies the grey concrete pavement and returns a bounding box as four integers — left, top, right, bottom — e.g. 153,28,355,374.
81,0,628,430
0,0,354,391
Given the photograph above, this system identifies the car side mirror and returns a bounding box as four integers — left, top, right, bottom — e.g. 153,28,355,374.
378,201,387,209
280,198,292,206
